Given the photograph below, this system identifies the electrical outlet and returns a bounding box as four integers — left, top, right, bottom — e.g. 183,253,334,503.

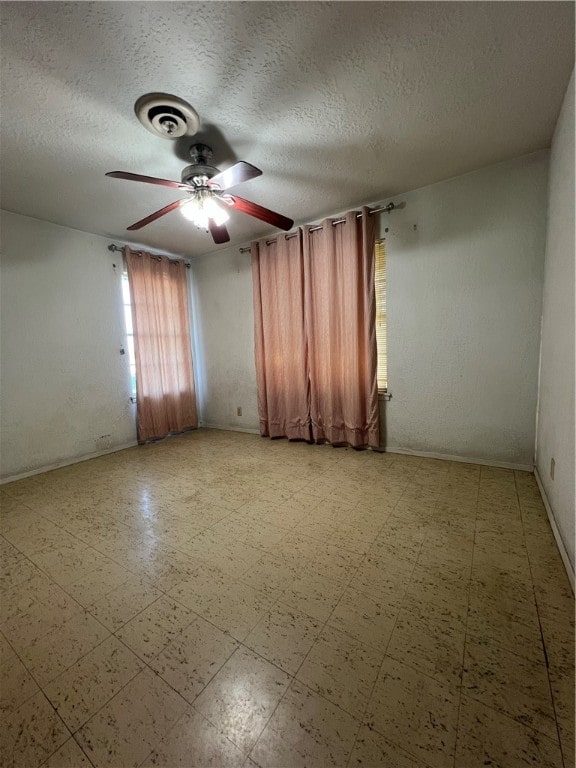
550,457,555,480
237,406,242,417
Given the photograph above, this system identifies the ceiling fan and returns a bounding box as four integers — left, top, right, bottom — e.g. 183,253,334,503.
106,144,294,245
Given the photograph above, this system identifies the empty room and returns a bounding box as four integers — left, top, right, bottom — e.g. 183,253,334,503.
0,2,574,767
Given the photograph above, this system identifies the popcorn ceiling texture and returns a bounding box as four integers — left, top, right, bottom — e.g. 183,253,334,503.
0,1,573,257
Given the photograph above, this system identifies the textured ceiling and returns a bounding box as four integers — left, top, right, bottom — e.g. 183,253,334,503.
0,2,574,257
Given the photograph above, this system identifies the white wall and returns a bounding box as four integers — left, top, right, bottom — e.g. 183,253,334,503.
381,151,548,468
191,246,259,432
535,71,575,573
192,152,548,469
0,211,137,480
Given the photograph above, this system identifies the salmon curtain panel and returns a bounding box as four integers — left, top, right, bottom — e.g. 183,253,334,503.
251,208,379,449
304,208,379,448
125,247,198,443
251,232,311,440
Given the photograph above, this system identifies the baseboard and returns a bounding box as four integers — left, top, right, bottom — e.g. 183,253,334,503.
0,441,139,485
534,467,575,593
384,446,533,472
200,422,261,435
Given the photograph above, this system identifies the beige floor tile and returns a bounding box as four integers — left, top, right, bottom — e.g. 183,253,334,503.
365,657,459,768
1,579,85,649
462,637,557,740
328,586,399,652
19,610,110,686
472,545,532,582
0,633,41,715
140,707,246,767
300,543,363,584
469,574,537,626
250,679,359,767
280,571,346,622
44,635,144,732
349,725,429,767
198,581,275,641
194,646,291,754
404,566,469,621
295,517,339,542
75,668,188,768
44,738,93,767
1,604,65,654
548,658,576,742
167,564,236,613
416,543,472,582
88,577,163,632
387,606,465,687
115,596,194,661
116,552,195,593
349,558,413,605
455,695,564,768
218,517,287,552
327,524,380,554
466,600,545,664
0,534,25,560
367,531,423,565
559,721,576,768
0,496,35,518
238,553,297,596
29,543,107,587
274,531,326,564
3,520,81,558
296,625,382,718
62,560,134,608
0,691,70,768
0,557,43,593
149,615,238,702
243,603,323,675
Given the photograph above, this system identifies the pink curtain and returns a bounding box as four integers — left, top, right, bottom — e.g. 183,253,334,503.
251,233,311,440
303,208,379,448
251,208,379,449
125,247,198,443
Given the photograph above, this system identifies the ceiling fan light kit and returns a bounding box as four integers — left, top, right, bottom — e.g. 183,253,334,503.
180,192,230,229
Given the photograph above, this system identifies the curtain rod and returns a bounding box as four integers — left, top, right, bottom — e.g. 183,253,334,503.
237,202,396,254
107,243,190,268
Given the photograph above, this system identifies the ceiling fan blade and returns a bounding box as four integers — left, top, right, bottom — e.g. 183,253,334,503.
208,219,231,244
208,161,262,190
229,195,293,231
127,199,189,230
107,171,189,190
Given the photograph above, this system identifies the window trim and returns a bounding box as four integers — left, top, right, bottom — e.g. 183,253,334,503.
121,271,138,400
375,238,388,395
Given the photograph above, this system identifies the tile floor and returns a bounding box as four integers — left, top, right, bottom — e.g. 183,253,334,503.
0,429,574,768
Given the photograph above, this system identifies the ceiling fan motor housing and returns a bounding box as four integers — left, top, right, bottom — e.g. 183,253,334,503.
134,93,199,139
181,144,220,186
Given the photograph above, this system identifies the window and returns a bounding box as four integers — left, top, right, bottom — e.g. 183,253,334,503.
121,273,137,398
375,239,387,392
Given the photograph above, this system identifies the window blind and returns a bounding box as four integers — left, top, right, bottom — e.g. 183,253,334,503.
375,239,387,392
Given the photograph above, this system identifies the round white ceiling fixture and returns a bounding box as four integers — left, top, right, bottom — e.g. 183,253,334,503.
134,93,199,139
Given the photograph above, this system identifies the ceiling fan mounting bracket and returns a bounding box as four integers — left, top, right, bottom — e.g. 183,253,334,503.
134,93,199,139
188,143,214,164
